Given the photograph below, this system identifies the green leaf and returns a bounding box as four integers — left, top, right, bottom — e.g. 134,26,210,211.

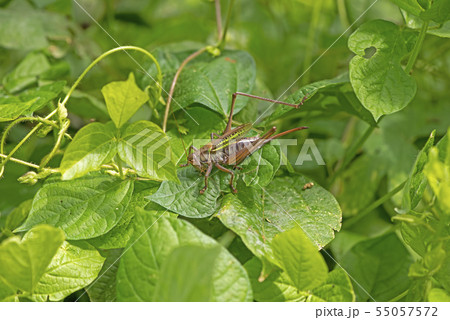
272,227,328,291
241,144,281,187
116,209,252,302
88,188,155,249
60,122,117,180
428,288,450,302
102,73,149,128
0,278,17,302
340,232,413,301
148,166,224,218
4,199,32,232
2,52,51,93
118,120,178,182
401,130,436,212
348,20,417,121
420,0,450,23
244,258,354,302
152,245,221,301
86,249,122,302
0,225,64,293
217,176,342,264
16,174,134,240
388,0,425,16
0,99,37,122
18,81,66,113
31,241,105,301
0,9,48,50
308,268,355,302
337,154,388,217
172,50,256,117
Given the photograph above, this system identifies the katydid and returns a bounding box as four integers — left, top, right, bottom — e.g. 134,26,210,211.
180,92,308,194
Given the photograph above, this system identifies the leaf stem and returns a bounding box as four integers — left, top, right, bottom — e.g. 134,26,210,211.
405,20,429,74
39,119,70,169
345,180,407,228
1,46,161,176
215,0,223,41
162,47,207,132
217,0,235,50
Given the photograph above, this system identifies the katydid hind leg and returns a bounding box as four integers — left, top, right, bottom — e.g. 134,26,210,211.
215,163,237,193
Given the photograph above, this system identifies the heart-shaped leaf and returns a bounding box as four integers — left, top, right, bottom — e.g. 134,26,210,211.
102,73,149,128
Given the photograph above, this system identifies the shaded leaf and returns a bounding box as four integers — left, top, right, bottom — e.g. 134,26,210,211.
4,199,32,232
340,232,413,301
2,52,50,93
153,245,221,301
244,258,354,302
86,249,123,302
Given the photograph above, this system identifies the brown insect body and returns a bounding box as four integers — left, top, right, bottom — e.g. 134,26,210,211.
181,92,308,194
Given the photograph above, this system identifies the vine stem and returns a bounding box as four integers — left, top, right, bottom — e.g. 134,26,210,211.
345,180,407,228
0,153,41,169
217,0,235,50
0,109,57,177
405,20,429,74
162,47,207,132
61,46,162,106
1,46,161,176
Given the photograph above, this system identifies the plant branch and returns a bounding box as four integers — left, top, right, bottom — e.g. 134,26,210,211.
345,180,407,228
162,47,207,132
405,20,429,74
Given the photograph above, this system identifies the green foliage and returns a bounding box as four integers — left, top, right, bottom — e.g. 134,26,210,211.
0,0,449,302
102,73,149,129
116,209,252,302
349,20,417,121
